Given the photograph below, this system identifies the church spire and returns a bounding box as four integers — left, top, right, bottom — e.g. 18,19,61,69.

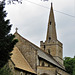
40,3,63,65
46,3,57,42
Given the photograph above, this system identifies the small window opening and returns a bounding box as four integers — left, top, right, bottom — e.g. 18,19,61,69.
49,37,51,42
42,61,44,66
48,49,50,54
50,21,51,25
44,45,45,50
20,72,23,75
48,64,50,67
49,37,51,40
25,72,27,75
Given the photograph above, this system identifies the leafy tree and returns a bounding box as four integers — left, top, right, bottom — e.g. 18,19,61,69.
64,56,75,75
0,64,13,75
7,0,22,4
0,0,18,69
73,67,75,75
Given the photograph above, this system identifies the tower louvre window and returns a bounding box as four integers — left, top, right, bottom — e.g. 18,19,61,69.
49,37,51,40
49,37,51,42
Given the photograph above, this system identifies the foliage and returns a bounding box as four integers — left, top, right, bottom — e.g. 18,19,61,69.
7,0,22,4
6,0,48,4
64,56,75,75
0,0,18,69
0,65,13,75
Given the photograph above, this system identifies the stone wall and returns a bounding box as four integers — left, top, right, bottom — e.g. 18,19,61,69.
37,66,56,75
37,66,70,75
15,33,37,72
56,67,70,75
14,33,70,75
40,39,63,65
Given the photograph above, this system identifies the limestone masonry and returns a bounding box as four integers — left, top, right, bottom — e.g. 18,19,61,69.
8,3,70,75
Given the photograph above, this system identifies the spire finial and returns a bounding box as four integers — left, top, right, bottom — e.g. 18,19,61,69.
16,27,18,33
51,2,52,6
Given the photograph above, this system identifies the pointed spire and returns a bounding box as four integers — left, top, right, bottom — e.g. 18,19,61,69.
51,2,53,9
46,3,57,42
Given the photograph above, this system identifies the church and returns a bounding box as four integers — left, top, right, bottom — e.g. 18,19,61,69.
8,3,70,75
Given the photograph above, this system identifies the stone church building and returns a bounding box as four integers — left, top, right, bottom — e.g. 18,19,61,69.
8,3,70,75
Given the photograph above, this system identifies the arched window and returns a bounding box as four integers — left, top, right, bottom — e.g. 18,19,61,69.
48,37,51,42
20,72,23,75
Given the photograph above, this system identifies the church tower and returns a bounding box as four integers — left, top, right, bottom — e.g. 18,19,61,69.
40,3,63,65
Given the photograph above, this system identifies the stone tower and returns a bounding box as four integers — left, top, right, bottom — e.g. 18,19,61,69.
40,3,63,65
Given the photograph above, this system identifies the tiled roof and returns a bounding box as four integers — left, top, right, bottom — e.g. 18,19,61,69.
11,47,36,74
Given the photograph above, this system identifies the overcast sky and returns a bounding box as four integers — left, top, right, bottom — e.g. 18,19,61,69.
5,0,75,58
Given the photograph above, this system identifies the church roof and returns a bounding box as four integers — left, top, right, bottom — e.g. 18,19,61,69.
11,47,36,74
14,32,65,70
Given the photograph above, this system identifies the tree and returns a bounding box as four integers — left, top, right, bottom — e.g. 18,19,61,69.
7,0,22,4
0,0,18,69
7,0,48,4
64,56,75,75
0,65,13,75
73,67,75,75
